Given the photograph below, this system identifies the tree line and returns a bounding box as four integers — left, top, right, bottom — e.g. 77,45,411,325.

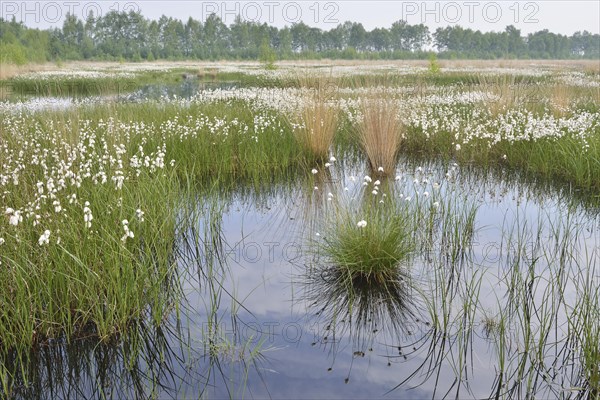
1,11,599,64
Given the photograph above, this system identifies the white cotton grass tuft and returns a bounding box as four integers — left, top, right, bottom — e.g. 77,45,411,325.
38,230,51,246
121,219,135,242
357,220,367,228
83,203,93,229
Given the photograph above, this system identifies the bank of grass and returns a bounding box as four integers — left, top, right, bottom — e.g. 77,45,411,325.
400,123,600,193
28,99,305,184
0,98,310,395
0,167,182,350
0,68,213,97
331,86,600,192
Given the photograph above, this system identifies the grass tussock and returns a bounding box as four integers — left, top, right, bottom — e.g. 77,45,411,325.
290,74,339,160
357,96,403,176
308,197,417,340
316,199,414,282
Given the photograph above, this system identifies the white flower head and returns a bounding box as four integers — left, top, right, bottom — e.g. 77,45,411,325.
136,209,145,222
311,168,318,175
357,220,367,228
38,230,51,246
377,167,384,172
9,210,22,226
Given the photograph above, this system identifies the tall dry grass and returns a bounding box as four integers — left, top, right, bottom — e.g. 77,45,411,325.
290,74,339,159
0,63,57,80
550,81,573,116
476,73,531,116
357,96,403,176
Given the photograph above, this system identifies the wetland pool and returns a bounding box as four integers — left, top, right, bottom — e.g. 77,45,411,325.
8,158,599,399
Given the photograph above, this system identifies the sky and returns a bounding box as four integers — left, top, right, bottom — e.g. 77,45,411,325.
2,1,599,35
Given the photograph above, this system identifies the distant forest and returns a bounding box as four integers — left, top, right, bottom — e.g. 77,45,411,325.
1,11,599,64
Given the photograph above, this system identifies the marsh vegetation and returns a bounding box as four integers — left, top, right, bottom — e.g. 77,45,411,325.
0,61,599,399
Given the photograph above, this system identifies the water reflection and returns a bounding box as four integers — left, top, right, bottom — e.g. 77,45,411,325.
2,158,599,399
302,262,421,355
3,321,189,400
120,81,240,103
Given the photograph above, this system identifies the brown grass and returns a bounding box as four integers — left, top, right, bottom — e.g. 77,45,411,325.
476,73,532,116
0,63,58,80
357,96,403,176
290,74,339,159
550,81,573,116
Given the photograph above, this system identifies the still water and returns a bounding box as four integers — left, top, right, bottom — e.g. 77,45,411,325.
8,157,599,399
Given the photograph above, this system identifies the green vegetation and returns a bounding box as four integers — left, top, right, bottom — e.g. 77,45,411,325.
400,109,600,193
1,66,599,398
316,201,414,281
1,12,599,64
1,68,211,97
427,53,441,75
259,39,277,70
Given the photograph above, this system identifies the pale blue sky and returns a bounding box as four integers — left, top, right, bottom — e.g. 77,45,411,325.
3,1,599,35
